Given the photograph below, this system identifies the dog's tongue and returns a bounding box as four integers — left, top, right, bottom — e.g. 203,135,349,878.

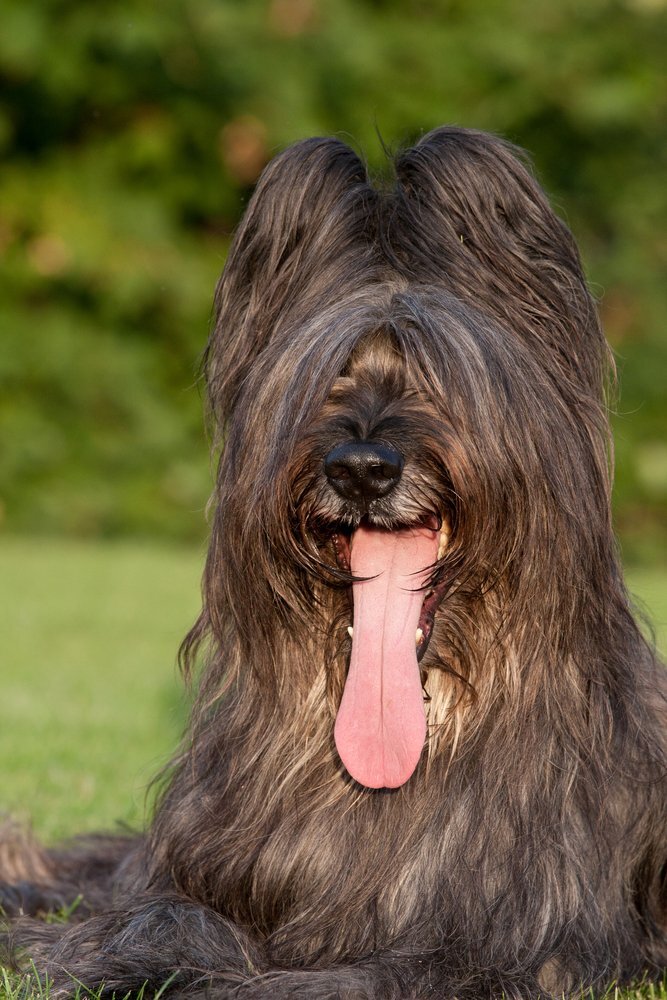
334,524,438,789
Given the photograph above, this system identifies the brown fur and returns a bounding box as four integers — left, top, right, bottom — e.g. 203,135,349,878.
2,127,666,999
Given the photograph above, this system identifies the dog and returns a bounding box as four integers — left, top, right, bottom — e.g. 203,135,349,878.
2,127,666,999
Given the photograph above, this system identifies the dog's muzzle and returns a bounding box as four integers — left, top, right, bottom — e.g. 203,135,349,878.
324,440,403,502
320,440,452,790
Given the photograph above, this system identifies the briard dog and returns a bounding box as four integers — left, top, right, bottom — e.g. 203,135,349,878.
2,127,666,999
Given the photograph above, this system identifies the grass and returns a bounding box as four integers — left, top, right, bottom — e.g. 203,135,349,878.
627,567,667,656
0,537,202,841
17,974,665,1000
0,536,666,998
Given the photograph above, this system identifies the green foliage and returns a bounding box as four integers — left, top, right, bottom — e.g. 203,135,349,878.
0,0,665,554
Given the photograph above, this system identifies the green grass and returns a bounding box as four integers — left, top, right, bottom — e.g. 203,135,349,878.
0,537,203,840
627,567,667,656
0,537,665,999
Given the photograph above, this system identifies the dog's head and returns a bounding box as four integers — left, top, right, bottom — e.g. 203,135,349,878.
195,128,615,790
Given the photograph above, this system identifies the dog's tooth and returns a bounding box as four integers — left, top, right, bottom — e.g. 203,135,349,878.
347,626,354,638
415,628,424,645
437,520,450,560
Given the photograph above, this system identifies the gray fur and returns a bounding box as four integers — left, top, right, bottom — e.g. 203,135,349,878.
2,127,666,999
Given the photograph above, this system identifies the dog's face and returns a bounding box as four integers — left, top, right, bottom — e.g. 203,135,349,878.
212,281,608,790
297,326,455,789
200,131,613,793
211,284,612,788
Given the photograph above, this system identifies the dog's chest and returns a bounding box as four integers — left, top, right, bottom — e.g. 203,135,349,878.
240,796,444,962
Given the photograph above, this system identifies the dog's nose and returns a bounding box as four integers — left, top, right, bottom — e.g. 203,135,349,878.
324,441,404,502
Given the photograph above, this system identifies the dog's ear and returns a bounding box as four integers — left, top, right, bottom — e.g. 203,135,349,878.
207,138,371,428
393,127,608,394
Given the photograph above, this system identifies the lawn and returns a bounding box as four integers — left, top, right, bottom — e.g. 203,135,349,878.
0,537,202,841
1,537,666,998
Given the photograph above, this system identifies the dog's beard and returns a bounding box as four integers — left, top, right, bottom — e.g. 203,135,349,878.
334,521,442,789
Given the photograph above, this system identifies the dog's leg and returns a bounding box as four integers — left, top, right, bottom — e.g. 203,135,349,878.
3,900,424,1000
4,901,554,1000
0,821,141,919
3,895,266,998
0,881,78,920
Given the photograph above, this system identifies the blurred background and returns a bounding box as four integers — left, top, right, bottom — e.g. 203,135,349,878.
1,0,666,555
0,0,665,840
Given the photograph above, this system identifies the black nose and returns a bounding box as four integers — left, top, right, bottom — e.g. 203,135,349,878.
324,441,404,502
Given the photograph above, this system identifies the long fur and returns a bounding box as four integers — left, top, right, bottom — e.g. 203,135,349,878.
2,127,666,999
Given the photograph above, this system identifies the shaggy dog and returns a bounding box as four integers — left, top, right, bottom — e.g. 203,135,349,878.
2,127,666,999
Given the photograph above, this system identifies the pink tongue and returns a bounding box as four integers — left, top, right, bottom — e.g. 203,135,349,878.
334,524,439,788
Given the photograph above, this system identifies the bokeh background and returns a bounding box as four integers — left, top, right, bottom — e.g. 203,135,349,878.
1,0,666,844
1,0,666,556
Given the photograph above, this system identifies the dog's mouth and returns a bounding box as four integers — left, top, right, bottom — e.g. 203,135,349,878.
329,516,450,790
